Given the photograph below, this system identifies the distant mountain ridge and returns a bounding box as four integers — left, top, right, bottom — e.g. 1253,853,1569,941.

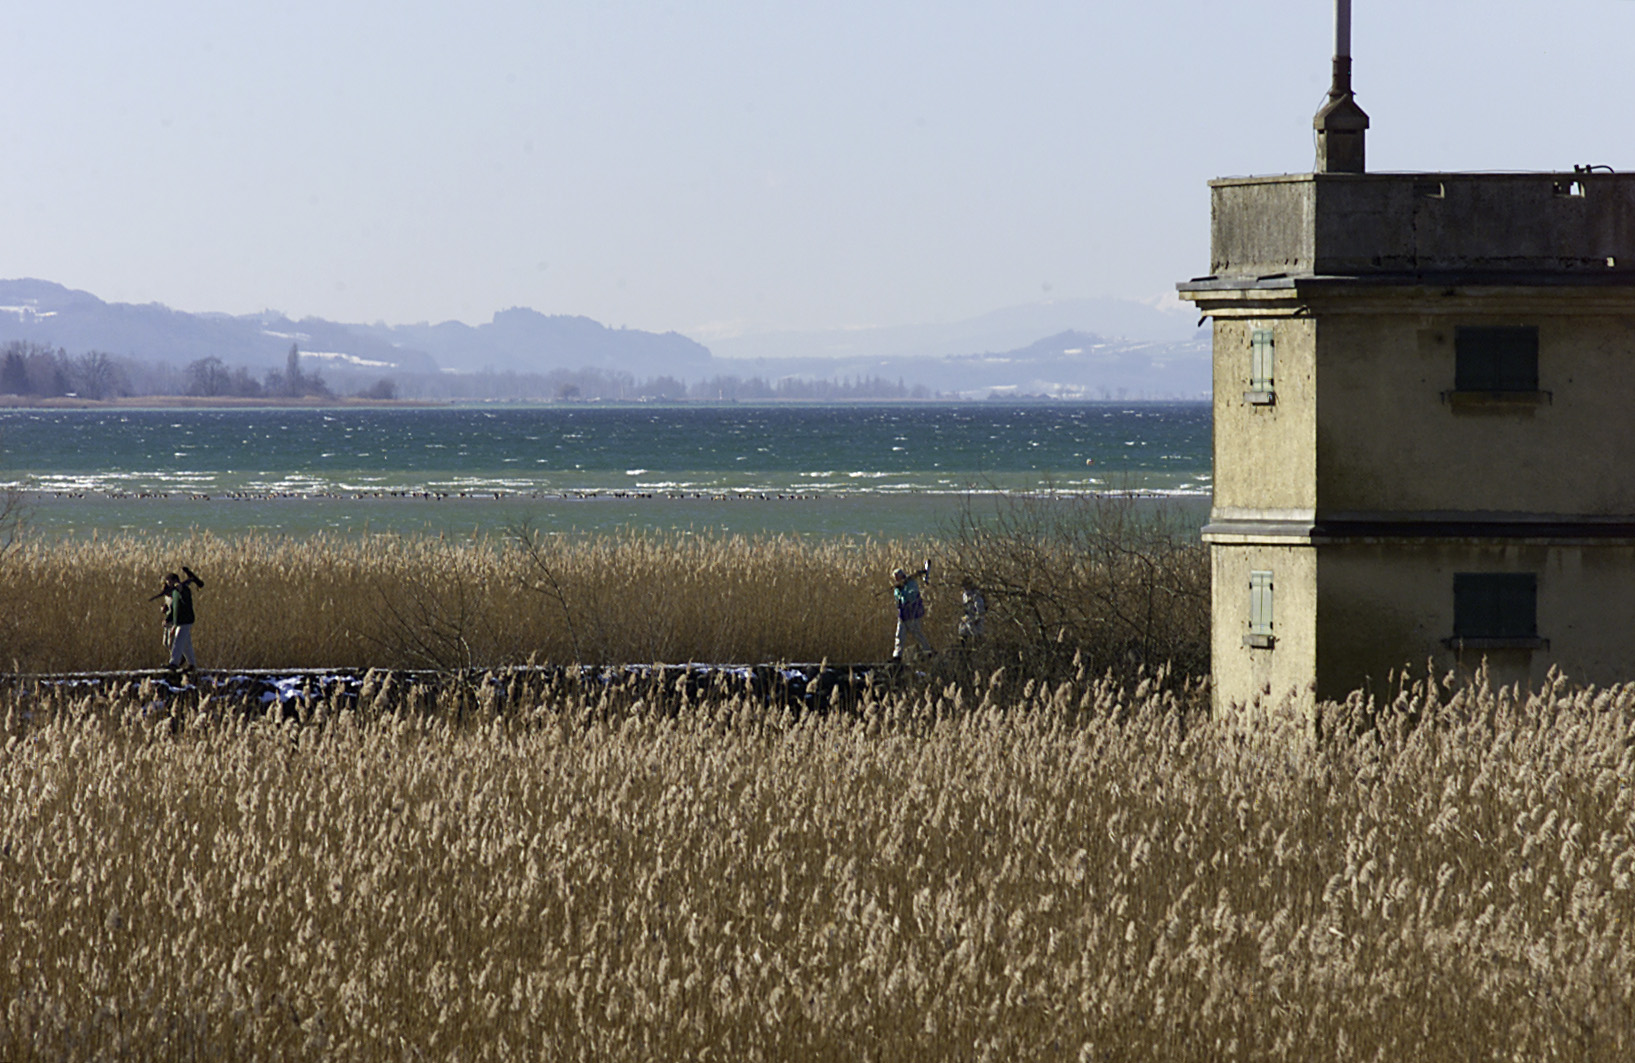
0,278,1207,399
0,279,439,374
0,279,708,379
353,308,711,379
707,296,1200,362
724,329,1209,401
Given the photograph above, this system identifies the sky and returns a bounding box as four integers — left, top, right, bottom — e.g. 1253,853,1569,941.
4,0,1634,343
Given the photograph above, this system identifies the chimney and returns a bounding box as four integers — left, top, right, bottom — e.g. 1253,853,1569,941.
1314,0,1369,173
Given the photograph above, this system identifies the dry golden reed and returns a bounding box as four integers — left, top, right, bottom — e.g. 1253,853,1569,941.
0,530,957,672
3,667,1632,1060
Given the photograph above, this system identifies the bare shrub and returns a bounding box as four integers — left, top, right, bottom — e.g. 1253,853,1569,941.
364,537,495,670
939,491,1209,681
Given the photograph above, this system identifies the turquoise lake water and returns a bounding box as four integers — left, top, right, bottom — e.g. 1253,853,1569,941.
1,403,1211,539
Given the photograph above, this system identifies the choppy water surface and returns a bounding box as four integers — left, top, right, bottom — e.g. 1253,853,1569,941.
2,404,1210,538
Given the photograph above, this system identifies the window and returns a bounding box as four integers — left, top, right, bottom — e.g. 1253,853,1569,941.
1246,329,1275,405
1244,570,1275,648
1454,326,1538,393
1448,572,1545,649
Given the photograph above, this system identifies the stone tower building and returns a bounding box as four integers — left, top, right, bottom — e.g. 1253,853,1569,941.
1177,10,1635,708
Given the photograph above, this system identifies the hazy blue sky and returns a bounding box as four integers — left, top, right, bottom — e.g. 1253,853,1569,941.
4,1,1632,341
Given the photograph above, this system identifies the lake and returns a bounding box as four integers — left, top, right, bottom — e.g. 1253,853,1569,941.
1,403,1211,539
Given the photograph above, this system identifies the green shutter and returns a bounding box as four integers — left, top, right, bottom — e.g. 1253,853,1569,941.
1250,329,1275,392
1249,570,1274,635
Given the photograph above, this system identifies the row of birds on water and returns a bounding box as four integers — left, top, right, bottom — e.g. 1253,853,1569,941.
40,489,833,502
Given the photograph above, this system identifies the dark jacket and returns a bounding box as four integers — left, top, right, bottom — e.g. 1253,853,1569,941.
168,585,195,626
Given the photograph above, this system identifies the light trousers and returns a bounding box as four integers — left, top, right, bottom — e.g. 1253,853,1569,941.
169,623,196,668
894,616,932,658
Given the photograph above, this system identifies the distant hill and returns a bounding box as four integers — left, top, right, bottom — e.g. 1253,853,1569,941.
0,280,438,374
0,279,1206,399
950,330,1209,400
722,329,1210,400
707,296,1201,362
0,280,708,379
352,308,711,379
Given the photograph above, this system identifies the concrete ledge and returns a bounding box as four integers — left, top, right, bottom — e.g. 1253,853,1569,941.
1180,271,1635,295
1203,172,1635,278
1204,517,1635,544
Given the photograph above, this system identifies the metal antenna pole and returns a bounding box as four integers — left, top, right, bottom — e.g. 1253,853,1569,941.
1315,0,1368,173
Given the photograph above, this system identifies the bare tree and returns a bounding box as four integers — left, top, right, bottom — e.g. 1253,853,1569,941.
366,574,483,671
1,348,28,395
73,351,126,400
0,342,71,396
187,357,233,397
939,489,1209,682
362,538,493,671
508,524,588,662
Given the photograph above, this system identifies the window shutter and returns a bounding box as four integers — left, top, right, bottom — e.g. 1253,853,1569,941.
1249,570,1274,635
1250,329,1275,392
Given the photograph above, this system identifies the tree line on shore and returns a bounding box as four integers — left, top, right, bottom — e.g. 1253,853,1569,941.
0,340,336,401
0,339,938,403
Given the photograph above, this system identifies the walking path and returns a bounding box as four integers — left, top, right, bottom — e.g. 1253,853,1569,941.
2,661,933,716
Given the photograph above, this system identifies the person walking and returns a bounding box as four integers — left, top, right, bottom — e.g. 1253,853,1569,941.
152,566,205,671
891,562,935,663
958,577,987,647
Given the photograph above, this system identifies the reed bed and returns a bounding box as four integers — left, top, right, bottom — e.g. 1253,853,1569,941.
0,506,1203,673
3,668,1632,1060
0,530,953,673
0,518,1209,679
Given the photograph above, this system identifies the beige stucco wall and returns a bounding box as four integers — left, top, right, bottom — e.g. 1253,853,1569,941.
1313,541,1635,699
1211,317,1316,520
1210,543,1316,713
1313,308,1635,518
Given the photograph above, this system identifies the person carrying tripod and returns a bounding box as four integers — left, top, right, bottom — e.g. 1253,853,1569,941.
150,565,205,672
890,560,935,664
